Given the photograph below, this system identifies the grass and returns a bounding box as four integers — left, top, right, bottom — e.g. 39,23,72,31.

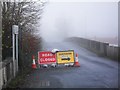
3,66,33,89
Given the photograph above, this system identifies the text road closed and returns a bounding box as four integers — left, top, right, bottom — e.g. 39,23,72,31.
38,51,56,64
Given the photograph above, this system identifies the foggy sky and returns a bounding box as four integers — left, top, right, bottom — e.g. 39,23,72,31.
38,1,118,42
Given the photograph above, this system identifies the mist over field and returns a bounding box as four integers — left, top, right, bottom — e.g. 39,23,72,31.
38,1,118,44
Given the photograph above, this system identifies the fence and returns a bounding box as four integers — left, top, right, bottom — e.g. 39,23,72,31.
0,57,18,88
66,37,119,61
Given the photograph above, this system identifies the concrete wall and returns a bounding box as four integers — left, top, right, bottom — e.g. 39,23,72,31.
106,45,118,60
66,37,119,61
0,62,2,90
0,58,18,88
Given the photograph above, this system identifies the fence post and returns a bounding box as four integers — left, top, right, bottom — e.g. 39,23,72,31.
0,63,3,89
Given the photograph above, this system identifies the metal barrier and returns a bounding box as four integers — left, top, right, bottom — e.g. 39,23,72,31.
66,37,119,61
0,57,18,88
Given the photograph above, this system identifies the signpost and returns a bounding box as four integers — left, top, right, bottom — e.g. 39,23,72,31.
12,25,19,77
56,50,75,64
38,51,56,64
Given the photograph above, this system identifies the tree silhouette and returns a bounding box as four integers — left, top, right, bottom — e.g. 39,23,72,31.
2,1,46,69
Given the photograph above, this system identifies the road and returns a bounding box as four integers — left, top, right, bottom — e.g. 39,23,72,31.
20,41,119,88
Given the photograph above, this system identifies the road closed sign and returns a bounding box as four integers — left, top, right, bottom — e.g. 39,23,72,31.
38,51,56,64
56,50,75,64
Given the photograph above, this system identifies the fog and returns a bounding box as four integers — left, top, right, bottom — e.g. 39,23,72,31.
38,1,118,43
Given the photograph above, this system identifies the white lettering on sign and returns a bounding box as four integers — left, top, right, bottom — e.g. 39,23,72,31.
42,54,53,57
40,58,55,62
42,54,44,57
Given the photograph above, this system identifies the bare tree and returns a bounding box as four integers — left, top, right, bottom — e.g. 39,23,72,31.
2,1,46,69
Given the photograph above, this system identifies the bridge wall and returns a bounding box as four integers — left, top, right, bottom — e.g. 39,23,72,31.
66,37,119,61
0,58,18,88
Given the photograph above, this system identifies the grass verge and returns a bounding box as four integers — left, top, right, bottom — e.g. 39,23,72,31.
3,67,33,89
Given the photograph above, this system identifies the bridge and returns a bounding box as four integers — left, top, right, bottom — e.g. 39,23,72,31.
0,36,119,88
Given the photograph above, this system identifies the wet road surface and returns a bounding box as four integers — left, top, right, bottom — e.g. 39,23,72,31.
20,41,119,88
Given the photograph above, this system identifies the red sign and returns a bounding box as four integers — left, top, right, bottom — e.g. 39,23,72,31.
38,51,56,64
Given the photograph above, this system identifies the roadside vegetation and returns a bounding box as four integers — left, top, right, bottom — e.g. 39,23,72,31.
2,1,47,88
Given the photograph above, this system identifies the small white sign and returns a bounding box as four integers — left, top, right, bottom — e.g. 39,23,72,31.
12,25,18,34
